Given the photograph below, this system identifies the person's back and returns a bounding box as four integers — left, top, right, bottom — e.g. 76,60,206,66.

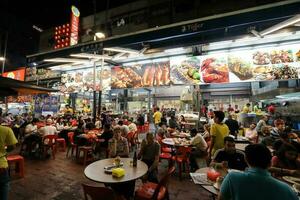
225,118,239,135
39,125,57,136
219,144,298,200
221,168,297,200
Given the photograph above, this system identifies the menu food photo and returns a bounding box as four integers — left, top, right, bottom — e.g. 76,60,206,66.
111,61,170,89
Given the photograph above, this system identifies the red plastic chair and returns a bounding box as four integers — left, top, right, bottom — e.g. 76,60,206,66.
56,137,66,152
66,132,77,158
42,135,58,159
135,166,175,200
82,183,115,200
7,154,25,178
78,146,94,166
172,146,192,179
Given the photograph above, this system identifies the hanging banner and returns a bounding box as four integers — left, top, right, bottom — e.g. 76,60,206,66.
70,5,80,45
2,68,25,81
169,44,300,85
111,61,170,89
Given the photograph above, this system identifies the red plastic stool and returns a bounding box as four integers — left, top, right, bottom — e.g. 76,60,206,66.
78,146,94,166
7,155,25,178
56,138,66,152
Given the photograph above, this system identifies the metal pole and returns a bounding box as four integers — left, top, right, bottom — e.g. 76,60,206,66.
98,57,104,116
2,32,8,74
93,59,97,123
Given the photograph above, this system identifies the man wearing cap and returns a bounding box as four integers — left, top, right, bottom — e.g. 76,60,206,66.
0,125,18,200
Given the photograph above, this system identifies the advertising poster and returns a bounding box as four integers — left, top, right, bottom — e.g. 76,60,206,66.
2,68,26,81
170,56,201,85
34,95,59,114
70,5,80,45
60,66,111,93
200,55,229,83
111,61,170,89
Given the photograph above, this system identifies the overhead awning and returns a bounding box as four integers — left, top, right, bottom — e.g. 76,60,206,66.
0,76,58,97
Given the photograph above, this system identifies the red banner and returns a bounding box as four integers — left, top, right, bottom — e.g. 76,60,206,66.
70,5,80,46
2,68,26,81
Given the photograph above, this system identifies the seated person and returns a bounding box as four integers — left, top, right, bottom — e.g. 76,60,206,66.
211,136,247,171
202,124,211,141
219,144,298,200
128,118,137,133
158,122,169,138
272,143,300,170
99,124,113,148
38,119,58,137
168,115,179,129
245,123,258,143
138,133,160,183
108,126,129,158
118,120,129,137
189,128,208,172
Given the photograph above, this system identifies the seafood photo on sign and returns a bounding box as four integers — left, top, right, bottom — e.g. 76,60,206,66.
141,61,170,87
200,56,229,83
111,61,170,89
253,51,270,65
170,56,201,85
270,49,294,64
228,54,253,81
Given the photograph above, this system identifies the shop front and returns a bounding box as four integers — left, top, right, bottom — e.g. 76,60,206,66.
26,1,300,126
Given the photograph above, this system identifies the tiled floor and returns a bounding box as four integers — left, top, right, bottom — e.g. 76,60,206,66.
9,146,213,200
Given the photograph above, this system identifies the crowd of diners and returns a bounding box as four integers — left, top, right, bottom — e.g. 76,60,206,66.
1,105,300,200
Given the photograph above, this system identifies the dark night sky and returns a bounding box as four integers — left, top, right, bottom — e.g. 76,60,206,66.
0,0,138,29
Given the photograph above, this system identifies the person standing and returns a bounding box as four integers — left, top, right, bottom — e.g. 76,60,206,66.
208,111,229,159
153,107,162,132
219,144,298,200
0,125,18,200
227,104,234,113
256,115,268,134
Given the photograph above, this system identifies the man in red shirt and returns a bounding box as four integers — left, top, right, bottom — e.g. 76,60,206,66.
268,103,276,114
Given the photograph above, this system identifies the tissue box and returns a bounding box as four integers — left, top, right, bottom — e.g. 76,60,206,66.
112,168,125,178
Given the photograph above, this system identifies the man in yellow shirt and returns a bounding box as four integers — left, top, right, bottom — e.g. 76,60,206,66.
0,125,18,200
209,111,229,158
242,103,251,113
153,107,162,132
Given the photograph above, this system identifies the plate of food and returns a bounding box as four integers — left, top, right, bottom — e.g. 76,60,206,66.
228,56,253,80
104,162,124,174
200,57,229,83
270,50,293,64
283,176,300,184
170,57,201,85
253,51,270,65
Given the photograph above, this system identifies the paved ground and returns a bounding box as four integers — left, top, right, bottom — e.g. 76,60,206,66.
9,144,213,200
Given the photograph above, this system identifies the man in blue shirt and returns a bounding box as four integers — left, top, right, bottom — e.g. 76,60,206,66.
219,144,298,200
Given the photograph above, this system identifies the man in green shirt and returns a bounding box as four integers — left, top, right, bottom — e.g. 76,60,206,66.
219,144,298,200
0,125,18,200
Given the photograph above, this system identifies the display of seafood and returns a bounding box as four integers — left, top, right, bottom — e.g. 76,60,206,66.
253,64,298,80
201,58,229,83
228,56,253,80
170,57,201,84
111,62,170,89
270,50,293,64
253,51,270,65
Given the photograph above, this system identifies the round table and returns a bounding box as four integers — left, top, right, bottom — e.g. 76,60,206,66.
84,158,148,184
162,138,192,147
235,143,248,152
195,167,218,196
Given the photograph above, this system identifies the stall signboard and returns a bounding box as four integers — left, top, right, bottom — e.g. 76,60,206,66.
60,66,111,93
2,68,25,81
70,5,80,46
25,67,61,81
34,95,59,114
111,61,170,89
7,95,33,103
169,44,300,84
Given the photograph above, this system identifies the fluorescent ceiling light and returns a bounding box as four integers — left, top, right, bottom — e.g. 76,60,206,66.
104,47,139,54
0,57,5,61
70,53,112,60
260,14,300,36
44,58,89,63
164,47,185,53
